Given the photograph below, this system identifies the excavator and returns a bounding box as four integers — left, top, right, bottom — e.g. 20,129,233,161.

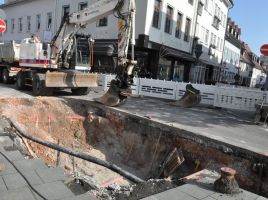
50,0,136,106
48,0,200,107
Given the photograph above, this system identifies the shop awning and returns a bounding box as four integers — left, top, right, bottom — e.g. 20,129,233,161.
198,58,221,67
165,48,196,62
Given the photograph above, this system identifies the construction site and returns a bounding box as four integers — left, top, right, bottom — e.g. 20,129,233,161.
0,0,267,199
0,85,267,199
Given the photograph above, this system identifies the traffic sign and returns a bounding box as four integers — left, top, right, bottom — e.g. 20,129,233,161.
260,44,268,56
0,19,6,33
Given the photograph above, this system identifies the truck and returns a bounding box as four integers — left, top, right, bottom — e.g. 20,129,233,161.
0,35,96,96
0,0,137,103
0,41,21,84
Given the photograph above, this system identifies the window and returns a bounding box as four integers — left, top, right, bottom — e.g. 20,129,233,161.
175,12,183,39
197,1,204,15
47,12,52,30
97,17,108,27
204,0,208,10
205,29,209,45
184,18,191,42
201,26,205,42
188,0,194,5
217,37,220,49
18,17,22,32
27,16,31,32
164,5,173,34
223,14,226,27
152,0,162,29
36,14,41,31
79,2,87,11
62,5,70,18
11,19,15,32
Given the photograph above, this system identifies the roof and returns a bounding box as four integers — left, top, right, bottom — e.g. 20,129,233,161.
0,0,37,8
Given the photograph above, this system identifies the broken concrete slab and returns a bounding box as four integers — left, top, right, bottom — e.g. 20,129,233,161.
13,158,47,172
33,181,75,200
35,167,65,183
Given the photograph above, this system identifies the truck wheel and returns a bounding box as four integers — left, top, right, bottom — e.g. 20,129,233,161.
0,69,3,83
2,68,11,84
32,73,53,96
16,71,26,90
71,87,90,95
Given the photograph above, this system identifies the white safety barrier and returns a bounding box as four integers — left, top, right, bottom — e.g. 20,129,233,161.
214,87,265,111
97,74,267,111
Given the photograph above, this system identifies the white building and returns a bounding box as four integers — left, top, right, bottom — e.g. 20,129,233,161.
190,0,233,84
0,0,199,81
221,18,241,84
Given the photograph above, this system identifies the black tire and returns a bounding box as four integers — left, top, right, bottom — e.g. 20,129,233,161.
16,71,26,90
2,68,11,84
71,87,90,95
0,69,3,83
32,73,53,96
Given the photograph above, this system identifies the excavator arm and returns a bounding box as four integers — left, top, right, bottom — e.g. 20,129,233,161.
51,0,136,106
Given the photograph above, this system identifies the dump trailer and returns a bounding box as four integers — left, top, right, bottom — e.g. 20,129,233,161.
0,41,21,84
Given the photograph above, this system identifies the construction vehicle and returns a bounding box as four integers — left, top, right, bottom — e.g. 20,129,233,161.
0,0,136,103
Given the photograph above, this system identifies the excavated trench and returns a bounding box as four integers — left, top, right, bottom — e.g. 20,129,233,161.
0,97,268,199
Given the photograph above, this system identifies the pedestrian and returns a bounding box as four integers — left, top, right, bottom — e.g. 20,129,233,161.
234,73,240,87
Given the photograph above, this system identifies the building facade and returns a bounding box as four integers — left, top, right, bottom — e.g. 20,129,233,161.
1,0,199,81
190,0,233,84
221,18,241,84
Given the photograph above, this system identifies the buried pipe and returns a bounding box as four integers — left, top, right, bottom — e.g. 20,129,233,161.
8,118,144,184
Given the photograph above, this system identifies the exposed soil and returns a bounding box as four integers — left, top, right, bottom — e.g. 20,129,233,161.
0,97,193,195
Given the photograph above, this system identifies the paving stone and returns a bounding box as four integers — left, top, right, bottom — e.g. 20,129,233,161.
33,181,74,200
0,157,16,175
256,197,268,200
13,158,47,172
0,187,36,200
202,197,216,200
141,187,197,200
21,170,44,185
177,183,215,199
0,176,7,192
1,150,24,162
0,136,13,147
36,167,65,183
3,172,28,190
64,193,98,200
209,189,260,200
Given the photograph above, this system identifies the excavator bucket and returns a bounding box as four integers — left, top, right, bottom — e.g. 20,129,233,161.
45,71,97,88
94,80,131,107
171,84,201,108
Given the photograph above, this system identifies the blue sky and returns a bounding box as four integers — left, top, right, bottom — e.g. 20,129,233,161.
229,0,268,56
